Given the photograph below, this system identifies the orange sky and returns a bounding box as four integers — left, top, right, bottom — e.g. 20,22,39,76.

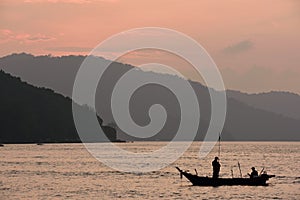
1,0,300,93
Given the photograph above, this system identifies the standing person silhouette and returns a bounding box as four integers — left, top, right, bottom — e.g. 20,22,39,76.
212,157,221,179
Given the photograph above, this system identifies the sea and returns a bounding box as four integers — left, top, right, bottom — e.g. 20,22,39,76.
0,142,299,199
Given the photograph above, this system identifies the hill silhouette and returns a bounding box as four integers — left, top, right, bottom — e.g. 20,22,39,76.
227,90,300,120
0,70,116,143
0,53,300,141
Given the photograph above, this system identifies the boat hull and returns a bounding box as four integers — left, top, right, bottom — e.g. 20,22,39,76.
176,167,274,186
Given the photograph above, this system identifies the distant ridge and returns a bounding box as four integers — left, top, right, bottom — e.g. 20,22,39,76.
227,90,300,120
0,53,300,141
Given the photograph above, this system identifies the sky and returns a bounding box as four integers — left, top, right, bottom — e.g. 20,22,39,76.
0,0,300,94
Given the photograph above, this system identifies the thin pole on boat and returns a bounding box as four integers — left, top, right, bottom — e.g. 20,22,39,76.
218,132,221,157
238,162,242,178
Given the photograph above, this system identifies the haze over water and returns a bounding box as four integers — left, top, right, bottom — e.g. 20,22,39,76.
1,142,299,199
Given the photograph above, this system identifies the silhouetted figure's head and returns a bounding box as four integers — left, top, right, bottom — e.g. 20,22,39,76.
251,167,256,171
215,157,219,161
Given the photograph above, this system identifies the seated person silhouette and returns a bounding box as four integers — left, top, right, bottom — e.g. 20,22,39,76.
248,167,258,178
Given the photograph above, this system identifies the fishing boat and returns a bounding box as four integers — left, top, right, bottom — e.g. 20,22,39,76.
176,167,275,186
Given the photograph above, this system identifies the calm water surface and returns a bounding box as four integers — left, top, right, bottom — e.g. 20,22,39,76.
0,142,299,199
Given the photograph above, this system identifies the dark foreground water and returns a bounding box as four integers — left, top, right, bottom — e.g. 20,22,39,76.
0,142,299,199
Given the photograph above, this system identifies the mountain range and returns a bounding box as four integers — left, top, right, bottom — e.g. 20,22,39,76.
0,53,299,141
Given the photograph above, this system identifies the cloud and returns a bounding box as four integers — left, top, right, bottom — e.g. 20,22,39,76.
222,40,253,54
27,34,55,42
221,66,300,94
0,29,55,43
24,0,92,3
23,0,117,3
46,46,92,52
0,29,13,36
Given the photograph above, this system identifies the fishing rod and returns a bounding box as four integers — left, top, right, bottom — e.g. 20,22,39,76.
218,132,221,157
259,167,265,176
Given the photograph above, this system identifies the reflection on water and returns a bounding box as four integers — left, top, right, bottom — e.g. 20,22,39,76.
0,142,299,199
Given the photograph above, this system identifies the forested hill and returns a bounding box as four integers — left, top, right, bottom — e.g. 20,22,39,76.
0,70,116,143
